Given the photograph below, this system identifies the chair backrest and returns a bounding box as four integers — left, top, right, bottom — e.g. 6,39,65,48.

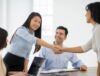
28,57,45,76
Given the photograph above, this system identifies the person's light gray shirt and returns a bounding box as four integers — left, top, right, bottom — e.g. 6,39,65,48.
39,47,84,70
7,26,38,59
81,23,100,62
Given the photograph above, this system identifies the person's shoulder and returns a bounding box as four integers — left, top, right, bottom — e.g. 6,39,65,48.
18,26,27,31
40,47,53,56
41,47,53,54
95,23,100,29
94,23,100,34
16,26,28,34
41,47,52,51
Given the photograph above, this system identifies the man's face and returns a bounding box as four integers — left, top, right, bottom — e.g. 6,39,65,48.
55,29,67,43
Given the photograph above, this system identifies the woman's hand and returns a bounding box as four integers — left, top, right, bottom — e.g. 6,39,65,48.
53,45,62,54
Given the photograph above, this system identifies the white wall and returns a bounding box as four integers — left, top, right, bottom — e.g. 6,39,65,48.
7,0,34,39
53,0,99,67
0,0,34,64
0,0,53,69
0,0,98,68
0,0,7,28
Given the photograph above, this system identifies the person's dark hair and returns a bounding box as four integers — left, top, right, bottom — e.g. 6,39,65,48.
10,12,42,53
56,26,68,36
22,12,42,38
23,12,42,53
86,2,100,24
0,27,8,50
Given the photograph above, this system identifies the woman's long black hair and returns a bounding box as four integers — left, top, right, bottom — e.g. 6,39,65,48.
10,12,42,53
22,12,42,53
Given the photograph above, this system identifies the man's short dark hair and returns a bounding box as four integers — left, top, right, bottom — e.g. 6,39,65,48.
56,26,68,36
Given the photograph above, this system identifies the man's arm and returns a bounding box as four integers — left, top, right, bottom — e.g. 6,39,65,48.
69,53,87,71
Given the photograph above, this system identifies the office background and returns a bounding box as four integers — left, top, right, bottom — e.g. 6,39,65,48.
0,0,98,68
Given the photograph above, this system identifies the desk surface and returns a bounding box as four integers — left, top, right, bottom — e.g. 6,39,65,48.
39,67,97,76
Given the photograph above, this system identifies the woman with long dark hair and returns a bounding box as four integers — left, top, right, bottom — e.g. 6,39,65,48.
3,12,60,72
59,2,100,76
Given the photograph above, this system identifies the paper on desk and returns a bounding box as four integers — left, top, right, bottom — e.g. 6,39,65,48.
40,68,79,73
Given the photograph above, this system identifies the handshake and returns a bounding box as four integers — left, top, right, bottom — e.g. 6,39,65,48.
53,45,63,54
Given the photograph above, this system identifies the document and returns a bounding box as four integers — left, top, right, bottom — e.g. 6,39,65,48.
40,68,79,73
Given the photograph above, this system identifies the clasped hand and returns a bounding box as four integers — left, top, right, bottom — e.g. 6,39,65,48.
53,45,62,54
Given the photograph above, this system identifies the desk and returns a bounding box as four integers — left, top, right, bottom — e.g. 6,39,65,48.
39,67,97,76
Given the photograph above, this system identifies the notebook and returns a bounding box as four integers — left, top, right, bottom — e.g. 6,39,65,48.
41,68,79,73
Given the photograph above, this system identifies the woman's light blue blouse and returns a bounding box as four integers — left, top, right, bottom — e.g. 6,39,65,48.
7,26,38,59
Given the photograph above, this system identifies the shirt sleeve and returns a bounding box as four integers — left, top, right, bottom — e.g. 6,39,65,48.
81,38,92,52
94,26,100,62
16,27,38,44
69,53,84,68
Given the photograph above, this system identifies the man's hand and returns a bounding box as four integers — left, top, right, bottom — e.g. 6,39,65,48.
80,65,87,71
